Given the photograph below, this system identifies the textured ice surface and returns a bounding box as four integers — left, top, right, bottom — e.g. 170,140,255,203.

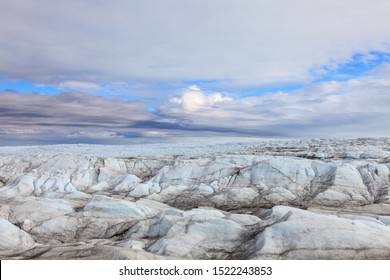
1,138,390,259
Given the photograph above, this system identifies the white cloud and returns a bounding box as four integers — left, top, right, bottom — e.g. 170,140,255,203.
170,85,233,111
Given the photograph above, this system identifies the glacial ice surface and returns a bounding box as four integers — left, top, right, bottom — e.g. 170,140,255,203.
1,137,390,259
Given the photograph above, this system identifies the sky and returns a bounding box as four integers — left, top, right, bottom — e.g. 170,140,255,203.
1,0,390,145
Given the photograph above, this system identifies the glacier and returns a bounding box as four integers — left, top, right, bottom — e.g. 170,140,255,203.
1,138,390,259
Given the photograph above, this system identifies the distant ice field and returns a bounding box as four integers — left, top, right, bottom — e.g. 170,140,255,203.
0,137,389,160
0,138,284,158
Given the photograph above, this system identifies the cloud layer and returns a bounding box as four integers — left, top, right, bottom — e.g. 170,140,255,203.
158,74,390,138
2,63,390,145
1,1,390,144
0,92,154,145
1,0,390,88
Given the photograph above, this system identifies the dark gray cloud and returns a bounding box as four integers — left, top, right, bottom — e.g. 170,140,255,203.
0,91,155,145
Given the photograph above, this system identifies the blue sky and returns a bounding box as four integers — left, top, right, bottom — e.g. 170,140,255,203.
1,0,390,145
0,80,61,94
314,52,390,82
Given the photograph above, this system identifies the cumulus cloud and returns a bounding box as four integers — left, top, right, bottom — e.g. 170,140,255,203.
1,0,390,88
169,85,233,111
